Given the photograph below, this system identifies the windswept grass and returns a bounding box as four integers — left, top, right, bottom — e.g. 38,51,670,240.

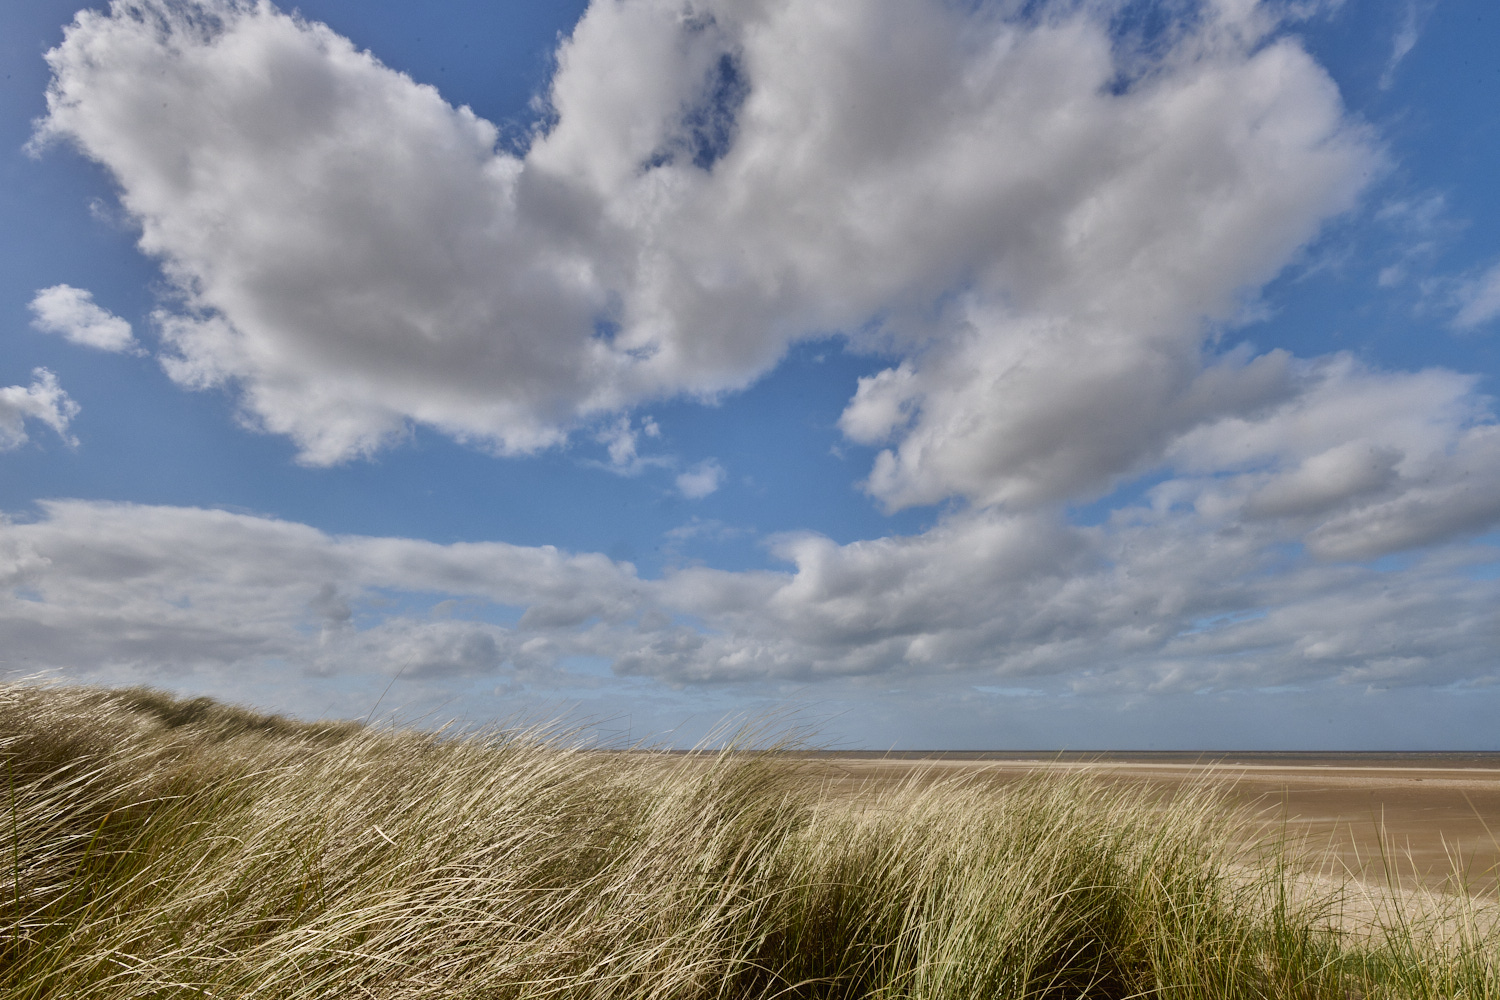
0,682,1494,999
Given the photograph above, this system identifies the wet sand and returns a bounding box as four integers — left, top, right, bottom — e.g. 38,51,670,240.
796,753,1500,896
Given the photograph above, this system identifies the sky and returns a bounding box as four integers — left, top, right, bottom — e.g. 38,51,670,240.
1,0,1498,749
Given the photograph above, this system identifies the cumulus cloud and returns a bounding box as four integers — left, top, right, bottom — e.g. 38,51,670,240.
0,369,80,450
675,459,724,499
1164,355,1500,559
22,0,1500,703
3,499,1496,695
828,22,1374,511
650,353,1500,683
0,500,641,677
28,285,136,352
37,0,1372,488
592,415,666,475
645,506,1498,689
847,328,1301,511
321,620,508,678
37,0,605,463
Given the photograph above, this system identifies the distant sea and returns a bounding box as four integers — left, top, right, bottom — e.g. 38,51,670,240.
787,751,1500,768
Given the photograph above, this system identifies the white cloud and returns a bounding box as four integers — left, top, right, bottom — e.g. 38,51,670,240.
1379,1,1434,91
829,23,1373,510
642,503,1499,690
3,499,1496,696
1241,441,1401,520
0,369,80,450
592,414,665,475
675,459,724,499
848,325,1301,511
21,0,1500,707
36,1,603,464
1454,260,1500,329
321,619,508,678
28,285,136,352
1164,355,1500,559
36,0,1373,488
0,500,641,677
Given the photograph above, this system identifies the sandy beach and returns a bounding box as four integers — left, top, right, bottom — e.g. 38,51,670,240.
799,753,1500,896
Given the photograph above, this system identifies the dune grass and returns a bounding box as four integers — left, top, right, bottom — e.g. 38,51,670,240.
0,682,1494,998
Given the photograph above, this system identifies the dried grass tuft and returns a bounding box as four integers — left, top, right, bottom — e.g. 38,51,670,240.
0,682,1494,998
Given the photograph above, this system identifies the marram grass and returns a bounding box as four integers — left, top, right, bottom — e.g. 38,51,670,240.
0,683,1494,999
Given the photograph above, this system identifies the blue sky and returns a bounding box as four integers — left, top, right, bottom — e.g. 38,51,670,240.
1,0,1497,748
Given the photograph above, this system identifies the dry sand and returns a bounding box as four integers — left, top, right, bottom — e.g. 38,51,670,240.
796,753,1500,897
